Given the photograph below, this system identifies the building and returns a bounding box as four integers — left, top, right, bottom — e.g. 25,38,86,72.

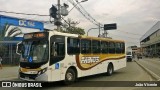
140,21,160,57
0,15,44,65
130,46,138,54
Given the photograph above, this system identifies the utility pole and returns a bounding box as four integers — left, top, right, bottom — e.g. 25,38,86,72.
50,0,88,32
57,0,61,31
98,23,101,37
104,30,108,37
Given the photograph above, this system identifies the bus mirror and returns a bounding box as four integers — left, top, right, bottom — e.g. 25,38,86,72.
16,42,23,55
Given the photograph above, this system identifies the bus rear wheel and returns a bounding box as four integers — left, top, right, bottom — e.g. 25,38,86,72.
107,63,113,76
64,69,76,85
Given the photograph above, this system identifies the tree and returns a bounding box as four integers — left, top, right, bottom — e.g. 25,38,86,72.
60,18,85,35
0,24,9,40
66,27,85,35
0,24,22,40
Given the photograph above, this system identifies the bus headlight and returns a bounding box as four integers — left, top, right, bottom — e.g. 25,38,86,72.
38,68,47,75
38,71,41,75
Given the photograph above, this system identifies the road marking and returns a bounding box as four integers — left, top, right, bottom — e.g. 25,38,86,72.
135,60,160,81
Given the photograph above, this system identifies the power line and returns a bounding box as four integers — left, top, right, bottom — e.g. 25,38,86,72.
68,0,101,26
109,33,139,44
0,10,49,16
0,14,51,24
77,3,99,23
118,30,143,36
109,33,140,44
109,32,140,40
68,0,145,38
61,17,76,29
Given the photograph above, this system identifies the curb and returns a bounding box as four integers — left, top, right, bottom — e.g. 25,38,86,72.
135,60,160,81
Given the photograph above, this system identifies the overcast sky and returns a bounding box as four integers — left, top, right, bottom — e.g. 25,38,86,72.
0,0,160,47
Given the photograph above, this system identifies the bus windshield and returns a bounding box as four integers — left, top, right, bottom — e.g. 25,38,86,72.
21,40,48,63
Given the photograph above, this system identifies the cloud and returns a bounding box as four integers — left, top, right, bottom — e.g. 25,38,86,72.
0,0,160,47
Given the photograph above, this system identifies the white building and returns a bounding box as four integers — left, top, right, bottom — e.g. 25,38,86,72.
140,21,160,57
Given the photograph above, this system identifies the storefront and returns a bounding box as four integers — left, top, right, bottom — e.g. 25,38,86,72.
140,21,160,57
0,15,44,65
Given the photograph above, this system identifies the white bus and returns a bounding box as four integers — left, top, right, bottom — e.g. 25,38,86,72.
16,31,126,84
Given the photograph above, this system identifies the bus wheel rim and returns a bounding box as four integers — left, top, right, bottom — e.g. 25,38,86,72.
67,72,73,81
109,67,112,74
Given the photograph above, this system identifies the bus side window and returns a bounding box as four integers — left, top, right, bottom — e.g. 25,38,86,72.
50,35,65,57
67,37,80,54
101,41,108,54
116,42,121,54
56,42,65,56
121,42,125,53
50,35,65,65
81,39,91,54
51,42,58,56
92,40,100,54
109,42,115,54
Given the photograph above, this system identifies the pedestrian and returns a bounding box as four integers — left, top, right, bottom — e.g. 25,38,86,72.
137,54,139,60
0,56,2,69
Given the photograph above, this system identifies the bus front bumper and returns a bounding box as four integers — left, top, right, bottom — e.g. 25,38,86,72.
19,72,48,81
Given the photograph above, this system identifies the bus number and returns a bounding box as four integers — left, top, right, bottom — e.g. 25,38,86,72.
81,57,100,64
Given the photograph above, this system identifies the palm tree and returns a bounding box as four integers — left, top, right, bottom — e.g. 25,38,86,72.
0,24,22,40
0,24,22,56
0,24,10,40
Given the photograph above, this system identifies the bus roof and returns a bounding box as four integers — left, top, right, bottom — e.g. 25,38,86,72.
79,35,125,42
48,30,125,42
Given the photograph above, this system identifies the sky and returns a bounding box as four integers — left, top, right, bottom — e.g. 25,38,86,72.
0,0,160,47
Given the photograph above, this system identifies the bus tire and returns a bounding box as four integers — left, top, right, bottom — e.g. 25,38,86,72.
64,68,76,85
107,63,113,76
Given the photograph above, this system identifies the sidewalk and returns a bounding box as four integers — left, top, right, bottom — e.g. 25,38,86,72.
0,66,19,81
133,56,160,60
135,57,160,81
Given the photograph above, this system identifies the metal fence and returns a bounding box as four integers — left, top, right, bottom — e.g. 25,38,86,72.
0,42,20,65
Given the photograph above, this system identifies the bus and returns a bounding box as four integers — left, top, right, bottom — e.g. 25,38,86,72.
16,30,126,83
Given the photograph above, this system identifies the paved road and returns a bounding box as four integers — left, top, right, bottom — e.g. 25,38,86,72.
2,61,159,90
136,58,160,81
0,66,19,81
79,61,152,81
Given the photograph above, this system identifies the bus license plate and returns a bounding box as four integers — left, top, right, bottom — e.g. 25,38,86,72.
25,77,29,80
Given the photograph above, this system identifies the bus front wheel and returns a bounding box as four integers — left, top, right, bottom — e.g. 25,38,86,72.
64,69,76,85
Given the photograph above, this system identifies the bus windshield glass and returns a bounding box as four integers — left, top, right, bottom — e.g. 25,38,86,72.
21,40,48,63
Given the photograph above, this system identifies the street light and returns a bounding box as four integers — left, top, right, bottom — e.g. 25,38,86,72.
87,28,98,36
68,0,88,13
